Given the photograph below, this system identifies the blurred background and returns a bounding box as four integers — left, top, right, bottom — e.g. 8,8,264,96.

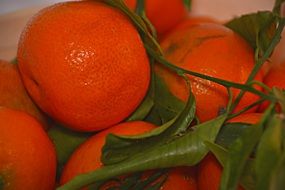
0,0,281,61
0,0,274,17
0,0,69,14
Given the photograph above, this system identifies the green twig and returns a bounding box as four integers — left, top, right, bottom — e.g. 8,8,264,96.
227,98,267,120
229,18,285,112
135,0,145,15
249,80,272,92
145,45,276,102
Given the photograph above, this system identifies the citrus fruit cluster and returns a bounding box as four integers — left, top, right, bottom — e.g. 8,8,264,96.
0,0,284,190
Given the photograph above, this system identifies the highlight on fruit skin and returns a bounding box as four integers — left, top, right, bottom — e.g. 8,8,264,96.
0,59,48,129
156,23,263,123
60,121,197,190
0,107,56,190
17,1,150,132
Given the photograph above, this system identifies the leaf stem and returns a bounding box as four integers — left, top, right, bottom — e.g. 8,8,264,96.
58,115,227,190
227,98,266,120
145,45,276,102
135,0,145,15
229,18,285,112
249,80,272,92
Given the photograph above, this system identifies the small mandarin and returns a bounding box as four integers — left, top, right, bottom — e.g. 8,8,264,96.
0,107,56,190
124,0,188,35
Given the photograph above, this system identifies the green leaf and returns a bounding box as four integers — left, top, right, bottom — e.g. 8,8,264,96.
0,176,4,190
102,85,195,165
273,0,285,14
57,115,227,190
183,0,192,11
219,123,262,190
145,74,185,125
205,141,228,167
240,159,256,190
270,152,285,190
128,70,185,125
255,115,283,190
226,11,278,56
48,124,92,179
216,123,252,149
268,116,285,190
219,105,275,190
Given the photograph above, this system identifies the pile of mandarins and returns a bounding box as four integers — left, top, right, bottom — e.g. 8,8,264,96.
0,0,284,190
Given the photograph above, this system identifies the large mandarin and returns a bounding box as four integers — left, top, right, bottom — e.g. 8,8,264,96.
17,1,150,131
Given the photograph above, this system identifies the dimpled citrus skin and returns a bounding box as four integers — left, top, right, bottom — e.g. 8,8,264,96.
60,121,197,190
0,60,48,129
156,23,263,122
17,1,150,131
0,107,56,190
124,0,188,35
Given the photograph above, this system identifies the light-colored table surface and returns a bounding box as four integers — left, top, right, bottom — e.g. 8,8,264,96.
0,0,283,63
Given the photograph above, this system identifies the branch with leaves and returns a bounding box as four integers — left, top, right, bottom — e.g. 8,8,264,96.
57,0,285,190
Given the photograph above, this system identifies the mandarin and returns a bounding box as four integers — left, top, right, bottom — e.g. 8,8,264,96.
160,15,218,41
17,1,150,132
0,59,48,129
171,15,218,31
60,121,197,190
198,154,244,190
0,107,56,190
124,0,188,35
156,23,263,122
